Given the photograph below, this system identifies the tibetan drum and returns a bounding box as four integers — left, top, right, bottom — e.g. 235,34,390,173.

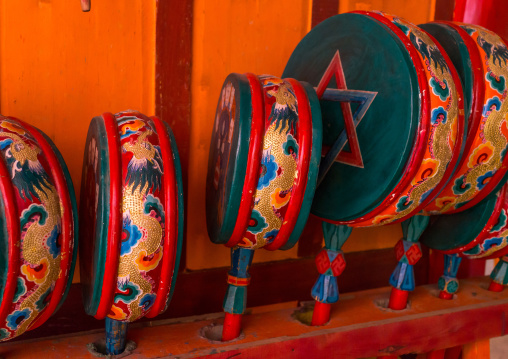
79,110,184,323
0,116,78,342
420,22,508,215
283,11,467,227
206,74,322,251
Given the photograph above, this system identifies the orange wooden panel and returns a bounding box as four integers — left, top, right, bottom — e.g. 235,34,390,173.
0,1,156,200
339,0,436,24
187,0,313,269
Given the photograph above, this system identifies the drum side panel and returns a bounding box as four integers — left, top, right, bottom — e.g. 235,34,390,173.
206,74,252,244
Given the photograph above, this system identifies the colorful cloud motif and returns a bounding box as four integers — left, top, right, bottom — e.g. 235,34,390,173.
486,72,506,94
135,249,162,272
121,213,143,256
430,79,450,102
114,281,142,305
6,308,32,331
1,121,26,135
247,210,268,234
468,141,494,168
21,258,49,284
108,305,127,321
257,151,278,190
452,175,471,195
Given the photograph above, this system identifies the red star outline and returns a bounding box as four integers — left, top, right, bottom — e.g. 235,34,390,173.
316,50,366,168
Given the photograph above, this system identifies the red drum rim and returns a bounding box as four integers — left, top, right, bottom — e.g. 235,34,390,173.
225,74,265,248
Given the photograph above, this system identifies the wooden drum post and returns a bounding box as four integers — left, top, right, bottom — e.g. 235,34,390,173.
389,215,428,309
0,115,78,343
284,11,465,319
79,111,184,355
311,223,351,326
206,74,322,341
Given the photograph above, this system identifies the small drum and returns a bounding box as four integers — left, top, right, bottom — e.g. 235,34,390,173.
0,116,77,342
421,183,508,258
283,11,464,227
79,111,184,323
206,74,322,251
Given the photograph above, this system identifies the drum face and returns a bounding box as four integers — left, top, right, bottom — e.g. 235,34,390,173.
421,190,498,252
80,111,183,322
206,74,252,245
422,23,508,214
283,12,462,226
0,117,76,341
79,116,112,317
421,184,508,257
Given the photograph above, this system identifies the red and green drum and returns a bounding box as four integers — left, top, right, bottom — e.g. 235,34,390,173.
0,116,78,342
79,110,184,355
206,73,322,340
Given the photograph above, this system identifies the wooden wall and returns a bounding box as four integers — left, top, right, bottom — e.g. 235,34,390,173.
0,0,442,272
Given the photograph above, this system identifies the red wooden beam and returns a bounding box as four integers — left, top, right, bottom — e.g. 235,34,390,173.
2,277,506,358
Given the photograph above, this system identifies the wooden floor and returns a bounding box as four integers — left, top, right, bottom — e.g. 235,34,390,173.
0,276,507,358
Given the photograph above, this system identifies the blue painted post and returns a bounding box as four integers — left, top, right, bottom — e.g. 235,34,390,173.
105,317,128,355
222,247,255,341
311,222,352,326
438,253,462,299
389,214,429,309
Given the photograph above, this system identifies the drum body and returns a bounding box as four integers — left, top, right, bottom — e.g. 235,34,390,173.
79,111,184,322
421,22,508,215
206,74,322,251
421,183,508,259
283,11,463,227
0,116,77,341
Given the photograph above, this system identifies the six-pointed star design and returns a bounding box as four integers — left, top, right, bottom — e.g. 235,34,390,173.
316,50,377,186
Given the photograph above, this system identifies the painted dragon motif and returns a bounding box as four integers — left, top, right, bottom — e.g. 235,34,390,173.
0,121,62,341
109,121,165,322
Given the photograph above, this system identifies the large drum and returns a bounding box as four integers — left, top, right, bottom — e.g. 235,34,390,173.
0,116,77,342
79,110,184,354
283,11,465,227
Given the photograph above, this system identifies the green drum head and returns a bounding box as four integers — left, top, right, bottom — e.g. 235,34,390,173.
283,13,420,222
0,195,7,304
421,190,498,251
164,123,185,309
79,116,110,316
420,23,473,121
206,73,253,244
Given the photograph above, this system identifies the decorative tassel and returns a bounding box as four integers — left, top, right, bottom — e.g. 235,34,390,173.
438,253,462,299
311,223,351,325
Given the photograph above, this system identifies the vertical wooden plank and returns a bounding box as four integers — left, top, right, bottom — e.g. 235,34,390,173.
312,0,340,28
434,0,455,21
155,0,194,269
